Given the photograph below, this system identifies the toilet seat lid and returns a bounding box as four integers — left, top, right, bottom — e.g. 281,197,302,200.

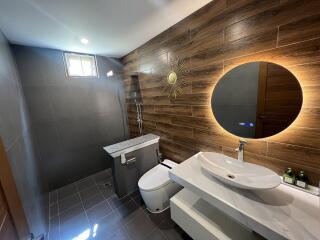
138,160,177,191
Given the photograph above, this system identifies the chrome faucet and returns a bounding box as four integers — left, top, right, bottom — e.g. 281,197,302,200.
235,139,247,162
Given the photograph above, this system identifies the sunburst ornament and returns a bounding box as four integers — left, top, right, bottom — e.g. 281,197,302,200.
162,58,189,98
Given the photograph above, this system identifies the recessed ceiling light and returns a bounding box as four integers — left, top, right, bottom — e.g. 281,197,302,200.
107,70,114,77
80,38,89,45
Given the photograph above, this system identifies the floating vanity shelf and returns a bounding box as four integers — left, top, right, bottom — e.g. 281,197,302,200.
171,189,264,240
169,152,320,240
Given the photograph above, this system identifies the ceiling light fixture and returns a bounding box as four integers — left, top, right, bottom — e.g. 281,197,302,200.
107,70,114,77
80,38,89,45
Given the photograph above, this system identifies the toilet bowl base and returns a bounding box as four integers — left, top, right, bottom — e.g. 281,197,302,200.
146,205,170,214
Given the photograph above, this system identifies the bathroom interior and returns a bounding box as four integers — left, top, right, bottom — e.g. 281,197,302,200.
0,0,319,239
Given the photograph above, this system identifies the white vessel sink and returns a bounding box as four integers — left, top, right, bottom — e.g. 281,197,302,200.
198,152,281,190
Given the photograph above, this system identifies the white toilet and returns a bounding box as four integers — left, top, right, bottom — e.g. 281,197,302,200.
138,159,182,213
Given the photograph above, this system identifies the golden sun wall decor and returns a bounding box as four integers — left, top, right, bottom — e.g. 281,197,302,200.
162,58,189,98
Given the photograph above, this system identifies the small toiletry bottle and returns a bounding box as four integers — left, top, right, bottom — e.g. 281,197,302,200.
295,171,308,189
283,168,295,185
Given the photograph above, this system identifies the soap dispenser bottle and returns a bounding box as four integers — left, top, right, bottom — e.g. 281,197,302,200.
283,167,295,185
295,171,308,189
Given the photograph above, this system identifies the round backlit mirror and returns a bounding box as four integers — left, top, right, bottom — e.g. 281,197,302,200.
211,62,302,139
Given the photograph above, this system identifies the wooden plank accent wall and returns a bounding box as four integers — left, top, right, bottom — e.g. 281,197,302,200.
122,0,320,186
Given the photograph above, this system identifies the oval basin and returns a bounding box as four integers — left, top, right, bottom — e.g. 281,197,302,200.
197,152,281,190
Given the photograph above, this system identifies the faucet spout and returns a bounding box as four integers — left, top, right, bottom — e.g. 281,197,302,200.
235,139,247,162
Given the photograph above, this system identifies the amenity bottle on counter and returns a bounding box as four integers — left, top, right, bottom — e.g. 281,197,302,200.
295,171,308,189
283,168,295,185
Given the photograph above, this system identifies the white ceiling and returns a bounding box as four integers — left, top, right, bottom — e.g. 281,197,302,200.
0,0,212,57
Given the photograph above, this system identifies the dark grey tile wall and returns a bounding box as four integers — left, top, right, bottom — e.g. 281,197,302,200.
12,45,128,190
0,32,48,237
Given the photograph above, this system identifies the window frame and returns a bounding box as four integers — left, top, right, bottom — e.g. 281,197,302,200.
64,52,99,78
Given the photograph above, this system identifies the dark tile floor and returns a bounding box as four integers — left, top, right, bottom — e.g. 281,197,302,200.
48,169,192,240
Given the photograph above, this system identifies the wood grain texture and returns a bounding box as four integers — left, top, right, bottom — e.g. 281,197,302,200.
279,14,320,46
122,0,320,186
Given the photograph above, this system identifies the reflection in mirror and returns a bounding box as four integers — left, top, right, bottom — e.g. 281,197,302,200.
212,62,302,139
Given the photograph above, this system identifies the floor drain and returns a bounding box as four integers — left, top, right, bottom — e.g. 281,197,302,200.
104,182,112,187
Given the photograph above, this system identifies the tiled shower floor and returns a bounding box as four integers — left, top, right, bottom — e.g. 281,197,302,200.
48,169,191,240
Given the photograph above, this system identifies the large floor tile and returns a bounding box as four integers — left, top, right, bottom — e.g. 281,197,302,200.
124,210,156,240
93,169,112,184
129,191,145,209
93,211,123,234
48,217,60,240
116,200,140,224
58,183,77,201
49,170,190,240
147,208,172,228
107,195,131,209
60,213,90,240
59,194,81,213
93,225,130,240
50,190,58,206
59,204,84,224
79,185,100,201
98,184,115,199
49,216,59,233
83,193,105,210
48,228,60,240
50,204,59,219
160,225,192,240
86,201,112,225
144,229,167,240
76,177,96,191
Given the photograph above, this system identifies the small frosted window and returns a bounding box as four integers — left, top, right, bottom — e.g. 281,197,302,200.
64,53,97,77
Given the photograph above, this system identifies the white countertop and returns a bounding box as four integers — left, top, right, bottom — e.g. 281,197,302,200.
169,152,320,240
